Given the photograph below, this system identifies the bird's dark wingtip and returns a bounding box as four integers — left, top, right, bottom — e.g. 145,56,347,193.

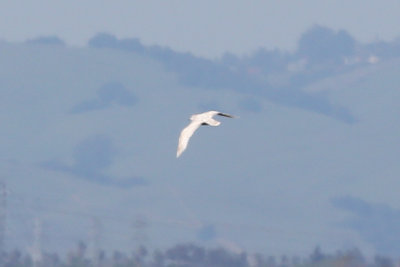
218,112,235,118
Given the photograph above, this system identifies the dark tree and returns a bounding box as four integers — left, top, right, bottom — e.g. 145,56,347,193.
26,36,65,46
88,33,119,49
297,25,356,64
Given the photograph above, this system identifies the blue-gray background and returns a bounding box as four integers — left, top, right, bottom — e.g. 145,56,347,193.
0,0,400,259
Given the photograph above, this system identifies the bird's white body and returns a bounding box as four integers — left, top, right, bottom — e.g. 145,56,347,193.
176,111,234,157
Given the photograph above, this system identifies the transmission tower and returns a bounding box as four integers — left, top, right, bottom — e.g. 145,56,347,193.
132,214,149,247
88,216,102,264
0,182,7,255
31,218,42,267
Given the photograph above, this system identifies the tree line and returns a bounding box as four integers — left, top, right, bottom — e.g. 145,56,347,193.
0,242,397,267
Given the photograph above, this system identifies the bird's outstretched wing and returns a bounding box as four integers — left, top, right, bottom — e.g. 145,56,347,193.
177,120,202,157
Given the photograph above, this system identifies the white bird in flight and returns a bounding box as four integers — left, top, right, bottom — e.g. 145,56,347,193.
176,110,235,158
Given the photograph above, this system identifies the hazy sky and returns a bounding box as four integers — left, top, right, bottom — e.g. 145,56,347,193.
1,0,400,57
